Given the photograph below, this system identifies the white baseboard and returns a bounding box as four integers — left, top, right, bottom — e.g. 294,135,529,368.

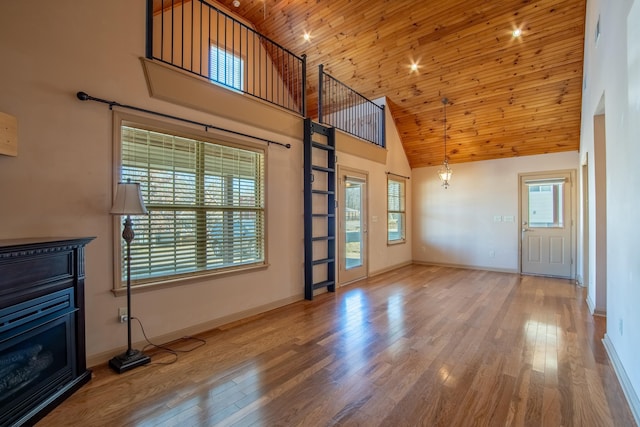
411,260,519,275
585,294,607,317
602,334,640,425
586,294,596,314
337,261,413,287
87,294,302,368
369,261,413,278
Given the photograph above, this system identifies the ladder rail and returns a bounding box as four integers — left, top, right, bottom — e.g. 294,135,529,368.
303,118,336,300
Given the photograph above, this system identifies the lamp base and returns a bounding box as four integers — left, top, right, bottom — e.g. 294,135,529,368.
108,349,150,374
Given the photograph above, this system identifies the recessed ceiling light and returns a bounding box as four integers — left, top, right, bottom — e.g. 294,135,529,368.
303,32,311,42
513,28,522,38
410,62,419,72
233,0,240,7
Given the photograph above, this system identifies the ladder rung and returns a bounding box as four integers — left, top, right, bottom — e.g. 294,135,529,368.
312,258,334,265
312,213,335,218
312,141,335,151
312,190,335,195
313,280,335,290
312,236,335,241
312,165,334,173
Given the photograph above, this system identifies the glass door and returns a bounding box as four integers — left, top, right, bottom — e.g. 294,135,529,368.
339,169,368,284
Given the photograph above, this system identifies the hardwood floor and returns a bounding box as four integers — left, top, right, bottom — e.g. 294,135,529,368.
40,265,636,426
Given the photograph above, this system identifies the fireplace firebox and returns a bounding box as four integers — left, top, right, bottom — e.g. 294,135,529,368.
0,237,94,426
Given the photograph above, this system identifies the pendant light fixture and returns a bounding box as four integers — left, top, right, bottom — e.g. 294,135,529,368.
437,97,452,189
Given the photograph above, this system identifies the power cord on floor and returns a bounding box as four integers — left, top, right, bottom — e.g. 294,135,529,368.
130,316,207,366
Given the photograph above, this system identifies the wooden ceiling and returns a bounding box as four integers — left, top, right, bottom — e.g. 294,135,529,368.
211,0,586,168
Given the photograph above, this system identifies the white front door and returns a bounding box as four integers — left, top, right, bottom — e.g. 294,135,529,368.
521,171,574,278
338,169,368,285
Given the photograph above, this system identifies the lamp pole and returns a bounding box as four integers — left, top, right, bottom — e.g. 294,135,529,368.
123,215,134,356
109,181,151,373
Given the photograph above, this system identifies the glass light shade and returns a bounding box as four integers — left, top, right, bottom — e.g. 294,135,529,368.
438,162,452,189
110,182,148,215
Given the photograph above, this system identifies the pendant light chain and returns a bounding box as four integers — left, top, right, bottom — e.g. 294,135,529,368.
437,97,453,189
443,97,448,164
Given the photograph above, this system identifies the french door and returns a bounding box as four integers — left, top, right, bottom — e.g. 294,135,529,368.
338,168,368,285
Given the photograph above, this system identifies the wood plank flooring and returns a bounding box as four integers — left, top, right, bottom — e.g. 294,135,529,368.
39,265,636,426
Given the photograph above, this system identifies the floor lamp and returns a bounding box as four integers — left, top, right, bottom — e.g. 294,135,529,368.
109,180,151,374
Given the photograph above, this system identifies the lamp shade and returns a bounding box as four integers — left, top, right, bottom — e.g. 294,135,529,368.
110,182,148,215
438,163,452,185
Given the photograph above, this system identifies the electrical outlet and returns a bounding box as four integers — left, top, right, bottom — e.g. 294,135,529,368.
119,307,128,323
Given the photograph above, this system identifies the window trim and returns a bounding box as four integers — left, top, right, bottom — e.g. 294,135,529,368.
387,176,406,245
111,111,268,293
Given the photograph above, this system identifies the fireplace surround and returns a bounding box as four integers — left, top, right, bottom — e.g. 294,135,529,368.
0,237,94,426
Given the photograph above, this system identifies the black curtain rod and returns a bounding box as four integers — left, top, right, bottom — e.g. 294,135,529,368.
76,91,291,149
386,171,410,180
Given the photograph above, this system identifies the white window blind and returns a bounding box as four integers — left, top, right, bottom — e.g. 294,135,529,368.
387,178,406,242
119,125,264,286
210,45,244,91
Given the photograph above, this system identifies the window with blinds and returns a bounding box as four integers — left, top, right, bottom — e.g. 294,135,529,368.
387,178,406,243
210,45,244,91
119,125,265,286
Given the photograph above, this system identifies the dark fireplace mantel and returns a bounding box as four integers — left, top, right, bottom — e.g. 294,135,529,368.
0,237,94,426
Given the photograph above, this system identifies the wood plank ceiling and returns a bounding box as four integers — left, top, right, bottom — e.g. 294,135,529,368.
212,0,586,168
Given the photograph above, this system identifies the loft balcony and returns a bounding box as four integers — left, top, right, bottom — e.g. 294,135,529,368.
146,0,384,148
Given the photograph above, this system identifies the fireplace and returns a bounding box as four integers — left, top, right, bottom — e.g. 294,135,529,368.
0,237,94,426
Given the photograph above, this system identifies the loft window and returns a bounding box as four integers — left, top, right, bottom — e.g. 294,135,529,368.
116,123,265,288
387,177,406,243
209,45,244,91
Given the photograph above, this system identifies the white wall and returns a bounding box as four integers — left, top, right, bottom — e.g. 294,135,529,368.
412,152,578,272
0,0,302,364
580,0,640,420
336,99,413,277
0,0,412,365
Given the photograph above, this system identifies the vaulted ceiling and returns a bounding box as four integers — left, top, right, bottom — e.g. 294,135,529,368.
213,0,586,168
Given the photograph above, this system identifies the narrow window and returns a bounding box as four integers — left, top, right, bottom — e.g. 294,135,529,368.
209,45,244,91
117,123,264,288
387,178,406,243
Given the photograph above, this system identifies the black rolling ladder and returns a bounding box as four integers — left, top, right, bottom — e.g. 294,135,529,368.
304,118,336,300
